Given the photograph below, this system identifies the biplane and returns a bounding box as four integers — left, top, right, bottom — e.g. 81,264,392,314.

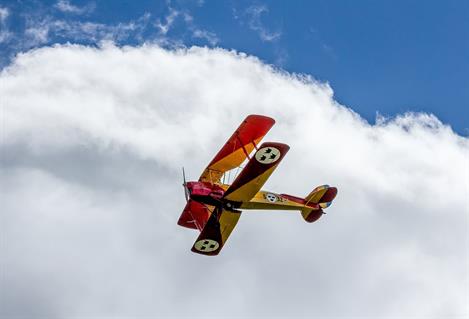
178,115,338,256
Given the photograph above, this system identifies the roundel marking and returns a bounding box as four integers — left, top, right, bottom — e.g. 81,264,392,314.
255,147,281,164
265,193,278,203
194,239,220,252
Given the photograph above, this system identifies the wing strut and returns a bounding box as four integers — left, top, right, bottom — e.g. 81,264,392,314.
235,131,252,160
251,139,259,151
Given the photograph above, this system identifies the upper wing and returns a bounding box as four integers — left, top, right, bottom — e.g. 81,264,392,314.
199,115,275,184
223,142,290,202
191,207,241,256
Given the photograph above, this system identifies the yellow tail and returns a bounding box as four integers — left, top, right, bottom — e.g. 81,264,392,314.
301,185,338,223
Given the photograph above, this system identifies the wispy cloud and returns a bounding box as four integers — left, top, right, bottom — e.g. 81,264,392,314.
0,6,12,43
1,1,219,66
245,4,281,42
24,24,49,46
310,27,337,60
154,8,218,46
191,28,218,46
273,47,288,66
154,8,180,35
54,0,95,15
0,6,8,21
23,13,152,47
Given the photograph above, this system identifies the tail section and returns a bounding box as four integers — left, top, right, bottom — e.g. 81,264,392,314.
301,185,338,223
305,185,338,208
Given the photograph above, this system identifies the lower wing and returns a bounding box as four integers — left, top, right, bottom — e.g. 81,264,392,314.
177,200,212,231
191,206,241,256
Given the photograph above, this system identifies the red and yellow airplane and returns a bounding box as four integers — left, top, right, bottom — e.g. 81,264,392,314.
178,115,337,256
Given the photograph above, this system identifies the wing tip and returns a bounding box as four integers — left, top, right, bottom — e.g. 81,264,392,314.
246,114,276,125
191,248,221,256
257,141,290,153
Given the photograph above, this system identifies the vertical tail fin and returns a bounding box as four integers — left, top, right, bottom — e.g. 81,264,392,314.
301,185,337,223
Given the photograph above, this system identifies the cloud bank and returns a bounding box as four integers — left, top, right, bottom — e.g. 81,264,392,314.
1,44,468,318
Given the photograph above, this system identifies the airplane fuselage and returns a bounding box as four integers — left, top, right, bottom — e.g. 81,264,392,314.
186,181,319,212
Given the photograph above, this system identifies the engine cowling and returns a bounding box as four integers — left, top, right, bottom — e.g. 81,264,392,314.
186,181,225,205
187,181,212,196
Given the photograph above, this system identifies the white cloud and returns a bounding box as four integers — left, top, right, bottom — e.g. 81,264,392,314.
54,0,95,15
245,4,281,42
1,44,468,318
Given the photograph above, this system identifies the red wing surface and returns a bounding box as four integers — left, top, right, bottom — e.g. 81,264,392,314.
199,115,275,184
177,200,212,231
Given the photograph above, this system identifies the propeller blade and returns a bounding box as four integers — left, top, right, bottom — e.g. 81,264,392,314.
182,167,189,202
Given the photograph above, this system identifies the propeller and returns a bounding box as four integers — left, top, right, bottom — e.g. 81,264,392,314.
182,167,190,202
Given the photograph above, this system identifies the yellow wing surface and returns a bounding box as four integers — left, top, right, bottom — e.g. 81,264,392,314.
199,115,275,184
191,207,241,256
223,142,290,202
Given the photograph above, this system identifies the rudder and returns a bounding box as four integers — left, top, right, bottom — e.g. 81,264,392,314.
301,185,337,223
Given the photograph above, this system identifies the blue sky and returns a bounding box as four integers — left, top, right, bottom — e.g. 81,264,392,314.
1,0,468,134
